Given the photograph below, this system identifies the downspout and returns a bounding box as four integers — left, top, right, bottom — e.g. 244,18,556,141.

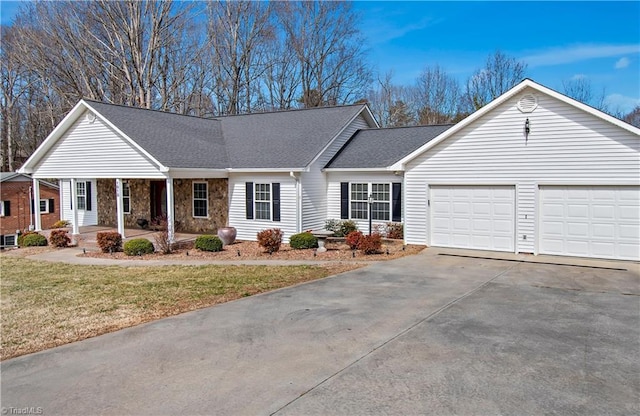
290,171,301,233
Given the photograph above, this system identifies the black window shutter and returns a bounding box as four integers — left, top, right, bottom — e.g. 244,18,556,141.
245,182,254,219
0,235,5,246
49,199,55,213
272,183,281,222
3,201,10,216
392,183,402,222
340,182,349,219
86,182,92,211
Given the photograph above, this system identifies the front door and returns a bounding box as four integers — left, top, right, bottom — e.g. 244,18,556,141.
150,180,167,221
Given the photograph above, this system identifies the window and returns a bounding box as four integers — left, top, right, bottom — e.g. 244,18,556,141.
350,183,368,219
0,201,6,217
39,200,49,213
122,182,131,214
371,183,390,221
76,182,86,210
255,183,271,220
193,182,208,218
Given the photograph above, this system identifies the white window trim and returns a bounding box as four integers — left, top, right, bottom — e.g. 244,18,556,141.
192,181,208,218
254,183,272,221
2,234,17,247
349,182,392,222
39,199,50,213
350,183,369,220
76,181,87,211
0,201,5,217
122,182,131,214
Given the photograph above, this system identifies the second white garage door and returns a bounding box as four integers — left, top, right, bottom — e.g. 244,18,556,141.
539,186,640,261
431,186,515,252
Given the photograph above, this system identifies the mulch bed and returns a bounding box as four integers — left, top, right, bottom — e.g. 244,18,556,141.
82,239,425,261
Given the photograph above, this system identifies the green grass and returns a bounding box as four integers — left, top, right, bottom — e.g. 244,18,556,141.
1,257,359,360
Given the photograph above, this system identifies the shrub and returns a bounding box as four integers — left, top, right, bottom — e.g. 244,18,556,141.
123,238,154,256
195,235,223,252
96,231,122,253
21,233,48,247
257,228,283,253
386,222,404,240
49,229,71,248
289,232,318,249
325,219,359,237
359,233,382,255
154,220,172,254
345,230,364,250
18,231,38,246
51,220,70,229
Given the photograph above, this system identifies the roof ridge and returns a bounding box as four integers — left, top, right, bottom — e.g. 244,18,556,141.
358,123,457,131
83,99,365,121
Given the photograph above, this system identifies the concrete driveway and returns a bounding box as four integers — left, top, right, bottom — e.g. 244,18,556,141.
2,249,639,415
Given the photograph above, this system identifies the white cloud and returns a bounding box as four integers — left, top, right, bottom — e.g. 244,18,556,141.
570,74,587,80
522,44,640,67
604,93,640,114
615,57,630,69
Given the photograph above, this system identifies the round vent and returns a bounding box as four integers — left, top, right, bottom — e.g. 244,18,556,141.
85,112,96,123
517,94,538,113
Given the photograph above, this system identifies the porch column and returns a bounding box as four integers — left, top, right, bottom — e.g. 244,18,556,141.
32,178,42,231
115,178,126,238
166,177,175,243
70,178,80,235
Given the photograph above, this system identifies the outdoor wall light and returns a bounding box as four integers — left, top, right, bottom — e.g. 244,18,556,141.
525,118,530,135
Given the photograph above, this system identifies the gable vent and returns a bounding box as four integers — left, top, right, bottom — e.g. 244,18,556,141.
85,112,96,123
517,94,538,113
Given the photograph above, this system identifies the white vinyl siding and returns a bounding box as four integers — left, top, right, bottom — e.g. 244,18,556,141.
61,179,98,226
540,186,640,260
404,87,640,256
33,110,165,179
228,173,297,243
327,172,402,232
431,186,515,252
301,114,371,232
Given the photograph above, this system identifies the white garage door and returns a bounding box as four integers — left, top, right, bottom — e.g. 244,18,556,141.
431,186,515,252
540,186,640,261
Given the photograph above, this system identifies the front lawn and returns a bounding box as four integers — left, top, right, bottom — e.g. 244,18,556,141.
0,257,360,360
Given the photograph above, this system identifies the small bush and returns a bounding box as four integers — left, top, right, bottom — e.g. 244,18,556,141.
257,228,283,253
18,231,38,246
96,231,122,253
289,232,318,249
195,235,223,252
49,229,71,248
386,222,404,240
325,219,359,237
51,220,70,229
359,233,382,255
154,219,172,254
345,230,364,250
123,238,154,256
21,233,48,247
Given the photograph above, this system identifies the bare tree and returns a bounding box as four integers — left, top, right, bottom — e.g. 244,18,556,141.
466,51,527,110
622,105,640,128
415,65,466,124
366,72,417,127
275,1,371,108
562,77,609,112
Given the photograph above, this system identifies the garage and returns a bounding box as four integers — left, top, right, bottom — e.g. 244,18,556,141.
431,185,515,252
539,186,640,261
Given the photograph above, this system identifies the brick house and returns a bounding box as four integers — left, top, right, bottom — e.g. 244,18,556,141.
0,173,60,246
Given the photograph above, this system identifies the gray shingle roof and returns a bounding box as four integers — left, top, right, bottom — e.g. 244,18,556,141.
85,101,366,170
85,101,228,169
325,124,454,169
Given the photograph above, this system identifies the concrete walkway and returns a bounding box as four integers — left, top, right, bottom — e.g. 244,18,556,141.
2,249,638,415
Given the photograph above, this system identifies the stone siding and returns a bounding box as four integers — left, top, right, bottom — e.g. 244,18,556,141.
96,179,228,233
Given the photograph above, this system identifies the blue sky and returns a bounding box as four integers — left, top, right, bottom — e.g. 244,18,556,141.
353,1,640,113
1,1,639,113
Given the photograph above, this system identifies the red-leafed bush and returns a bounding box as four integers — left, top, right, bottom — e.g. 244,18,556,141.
96,231,122,253
345,231,364,250
257,228,283,253
359,233,382,255
49,229,71,248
